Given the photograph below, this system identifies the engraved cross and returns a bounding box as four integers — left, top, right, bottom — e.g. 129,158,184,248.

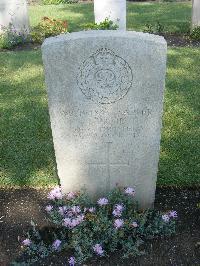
88,142,129,192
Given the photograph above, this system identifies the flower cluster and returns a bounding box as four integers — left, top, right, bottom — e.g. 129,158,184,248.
93,244,104,256
21,186,177,266
112,204,124,217
47,186,62,200
162,210,178,222
97,197,108,206
114,218,124,229
124,187,135,196
52,239,61,250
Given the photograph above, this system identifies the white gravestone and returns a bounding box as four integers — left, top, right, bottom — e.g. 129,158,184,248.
192,0,200,28
42,31,167,209
94,0,126,30
0,0,29,34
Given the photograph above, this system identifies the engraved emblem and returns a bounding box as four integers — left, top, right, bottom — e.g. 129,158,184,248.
77,48,133,104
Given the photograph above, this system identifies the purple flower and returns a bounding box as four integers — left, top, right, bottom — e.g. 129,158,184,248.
112,204,124,217
63,215,84,229
58,206,68,216
76,214,84,223
67,191,76,200
93,244,104,256
45,205,53,212
88,207,96,213
168,210,178,218
48,186,62,200
71,206,81,214
22,238,31,246
124,187,135,196
63,218,71,227
114,219,124,229
97,198,108,206
52,239,61,250
162,214,170,222
115,204,124,212
131,221,138,228
68,256,76,266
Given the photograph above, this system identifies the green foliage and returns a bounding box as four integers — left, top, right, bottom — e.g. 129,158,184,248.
190,26,200,41
143,21,164,34
42,0,78,4
28,2,192,34
30,17,68,44
17,187,176,264
0,48,199,187
0,24,30,49
83,18,118,30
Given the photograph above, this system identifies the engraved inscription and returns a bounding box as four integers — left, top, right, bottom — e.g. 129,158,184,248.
88,142,129,192
77,48,133,104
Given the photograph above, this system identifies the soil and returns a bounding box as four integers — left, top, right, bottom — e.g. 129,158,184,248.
0,187,199,265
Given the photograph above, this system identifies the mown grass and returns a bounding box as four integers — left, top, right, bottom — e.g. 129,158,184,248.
0,47,199,187
28,2,192,33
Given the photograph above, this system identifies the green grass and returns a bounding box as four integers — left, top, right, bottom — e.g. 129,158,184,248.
29,2,192,33
0,48,199,187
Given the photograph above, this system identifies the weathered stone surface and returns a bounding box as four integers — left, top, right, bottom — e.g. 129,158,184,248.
192,0,200,28
94,0,126,30
42,31,167,208
0,0,29,34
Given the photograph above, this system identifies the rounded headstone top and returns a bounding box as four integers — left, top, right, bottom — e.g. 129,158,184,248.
42,30,167,49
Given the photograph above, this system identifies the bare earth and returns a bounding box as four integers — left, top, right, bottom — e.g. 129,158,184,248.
0,187,200,265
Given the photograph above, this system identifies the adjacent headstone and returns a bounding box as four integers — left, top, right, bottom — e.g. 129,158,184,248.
192,0,200,28
94,0,126,30
42,31,167,208
0,0,29,34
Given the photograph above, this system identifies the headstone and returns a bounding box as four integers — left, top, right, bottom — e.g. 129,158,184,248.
0,0,29,34
192,0,200,28
94,0,126,30
42,31,167,209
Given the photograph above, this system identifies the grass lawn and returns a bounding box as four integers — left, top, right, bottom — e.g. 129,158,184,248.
29,2,192,33
0,47,199,187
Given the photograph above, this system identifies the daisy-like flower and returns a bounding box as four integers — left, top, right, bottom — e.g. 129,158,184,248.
67,191,76,200
112,204,124,217
68,256,76,266
114,219,124,229
45,205,53,212
97,198,108,206
162,214,170,222
124,187,135,196
47,186,62,200
168,210,178,218
58,206,68,216
22,238,31,246
68,257,76,266
71,206,81,214
88,207,96,213
93,244,104,256
52,239,61,250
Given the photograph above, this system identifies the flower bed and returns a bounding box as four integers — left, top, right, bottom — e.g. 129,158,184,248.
18,186,177,265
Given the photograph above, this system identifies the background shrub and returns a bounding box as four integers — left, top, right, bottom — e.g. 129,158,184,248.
42,0,78,4
31,17,68,43
190,26,200,41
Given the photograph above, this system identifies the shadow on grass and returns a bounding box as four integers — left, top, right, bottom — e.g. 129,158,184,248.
29,2,191,33
0,51,58,186
0,47,199,187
